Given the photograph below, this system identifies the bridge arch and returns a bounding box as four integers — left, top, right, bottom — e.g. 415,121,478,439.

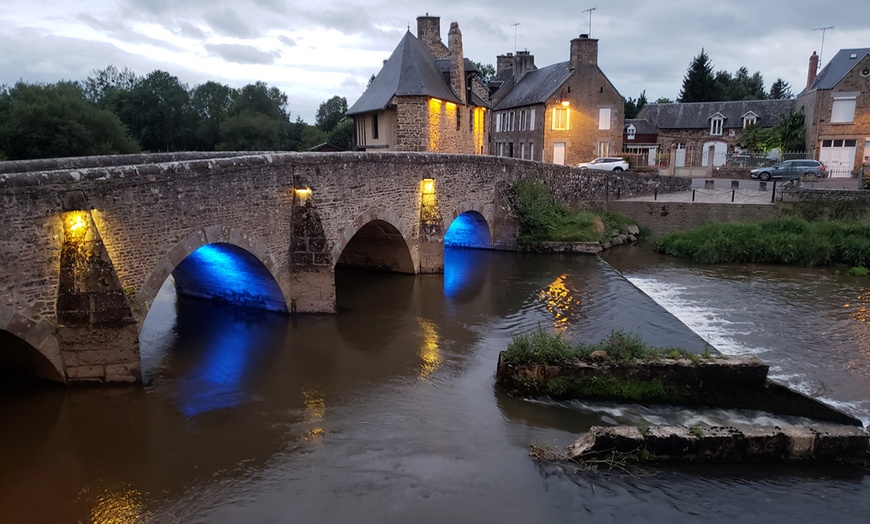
0,306,65,383
444,203,493,249
138,226,290,324
333,208,417,273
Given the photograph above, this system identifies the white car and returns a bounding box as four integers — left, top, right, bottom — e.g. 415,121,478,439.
577,157,629,172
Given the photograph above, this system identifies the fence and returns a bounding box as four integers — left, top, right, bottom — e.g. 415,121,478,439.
622,148,859,180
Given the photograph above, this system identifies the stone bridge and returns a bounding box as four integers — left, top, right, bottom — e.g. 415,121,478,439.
0,152,682,385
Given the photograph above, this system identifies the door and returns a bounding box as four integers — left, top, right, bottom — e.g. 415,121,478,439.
701,141,728,167
674,143,686,167
820,139,857,178
553,142,565,165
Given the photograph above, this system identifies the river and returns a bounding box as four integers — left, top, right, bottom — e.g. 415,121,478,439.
1,247,868,523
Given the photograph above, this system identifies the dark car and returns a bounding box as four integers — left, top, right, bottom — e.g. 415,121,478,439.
750,160,827,181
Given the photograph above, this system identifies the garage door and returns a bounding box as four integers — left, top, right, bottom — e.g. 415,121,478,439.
701,141,728,167
820,139,857,178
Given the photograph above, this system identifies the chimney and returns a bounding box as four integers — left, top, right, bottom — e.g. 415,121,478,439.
496,53,513,76
570,34,598,69
448,21,466,104
417,15,448,58
807,51,819,88
512,51,535,84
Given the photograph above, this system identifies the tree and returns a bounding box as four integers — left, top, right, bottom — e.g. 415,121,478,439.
654,97,674,104
116,70,192,152
624,90,648,119
189,81,237,150
221,81,293,151
473,61,496,83
678,49,719,102
81,65,138,107
738,110,805,152
716,67,765,101
768,78,794,100
327,118,354,150
315,95,348,133
0,81,138,160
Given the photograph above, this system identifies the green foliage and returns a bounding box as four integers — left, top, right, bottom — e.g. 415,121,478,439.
503,328,693,366
715,66,766,101
327,118,354,150
768,78,794,100
739,111,804,153
189,81,237,150
315,95,348,133
689,426,705,438
653,217,870,267
624,90,648,119
0,81,138,160
512,179,606,246
472,61,496,83
542,375,675,402
678,49,719,102
848,267,869,277
81,65,139,107
217,112,283,151
116,70,192,152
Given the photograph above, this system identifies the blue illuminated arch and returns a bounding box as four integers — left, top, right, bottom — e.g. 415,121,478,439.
444,211,492,249
172,243,288,312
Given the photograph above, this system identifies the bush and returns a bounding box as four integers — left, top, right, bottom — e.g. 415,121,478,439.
503,328,691,365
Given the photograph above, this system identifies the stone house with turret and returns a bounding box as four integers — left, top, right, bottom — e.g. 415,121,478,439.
488,35,623,165
347,15,489,154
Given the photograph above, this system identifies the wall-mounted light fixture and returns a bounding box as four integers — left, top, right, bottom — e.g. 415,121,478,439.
420,178,440,225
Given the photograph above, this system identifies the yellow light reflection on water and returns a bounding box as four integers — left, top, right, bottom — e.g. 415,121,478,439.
89,484,147,524
418,319,443,379
302,387,326,444
845,289,870,378
538,274,580,331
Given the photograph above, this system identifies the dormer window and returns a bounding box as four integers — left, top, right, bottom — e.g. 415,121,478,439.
742,111,758,128
709,112,725,136
626,124,636,140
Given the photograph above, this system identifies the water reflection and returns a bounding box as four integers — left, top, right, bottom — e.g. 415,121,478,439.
417,318,443,379
88,484,146,524
538,274,580,331
844,288,870,378
443,247,490,301
302,387,326,444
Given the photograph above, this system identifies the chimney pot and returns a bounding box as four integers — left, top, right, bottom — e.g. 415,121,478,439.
807,51,819,89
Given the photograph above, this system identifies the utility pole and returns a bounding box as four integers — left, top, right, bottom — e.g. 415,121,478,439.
812,26,834,71
581,7,597,36
510,23,519,53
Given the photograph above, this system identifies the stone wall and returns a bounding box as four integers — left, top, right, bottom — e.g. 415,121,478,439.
606,201,778,235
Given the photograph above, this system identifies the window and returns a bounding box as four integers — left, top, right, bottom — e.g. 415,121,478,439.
626,124,636,141
520,110,527,131
372,114,379,140
742,112,758,128
551,107,569,130
598,141,610,157
831,96,857,123
710,115,724,136
530,109,536,131
598,108,611,130
520,142,526,159
530,143,535,161
509,111,515,131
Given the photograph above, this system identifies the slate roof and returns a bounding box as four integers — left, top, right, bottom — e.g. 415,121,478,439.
624,118,657,135
635,99,796,129
492,61,572,110
347,31,461,116
808,48,870,91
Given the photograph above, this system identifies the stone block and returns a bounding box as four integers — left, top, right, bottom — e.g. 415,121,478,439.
67,365,105,380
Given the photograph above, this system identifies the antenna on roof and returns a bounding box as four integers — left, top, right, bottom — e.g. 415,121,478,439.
510,23,519,54
582,7,597,36
812,26,834,71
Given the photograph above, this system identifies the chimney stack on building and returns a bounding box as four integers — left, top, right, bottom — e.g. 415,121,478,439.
417,14,448,58
807,51,819,88
496,53,514,77
570,34,598,69
448,21,466,104
512,51,535,84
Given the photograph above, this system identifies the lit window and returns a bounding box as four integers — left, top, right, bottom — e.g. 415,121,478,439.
552,107,569,130
626,124,636,140
831,96,856,123
710,115,724,136
598,108,611,130
598,141,610,157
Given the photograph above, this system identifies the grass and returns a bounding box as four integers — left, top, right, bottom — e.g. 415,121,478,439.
502,328,696,366
652,217,870,267
511,179,638,247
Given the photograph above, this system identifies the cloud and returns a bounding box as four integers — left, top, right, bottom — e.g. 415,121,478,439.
278,35,297,47
203,8,255,38
205,44,282,65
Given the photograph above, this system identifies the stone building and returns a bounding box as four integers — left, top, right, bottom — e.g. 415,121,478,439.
797,48,870,177
346,15,489,154
633,99,795,168
488,35,623,165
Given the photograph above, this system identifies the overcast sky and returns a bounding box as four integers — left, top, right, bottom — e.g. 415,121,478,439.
2,0,869,122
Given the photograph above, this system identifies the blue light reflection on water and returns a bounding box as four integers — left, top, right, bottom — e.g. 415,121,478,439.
443,247,490,300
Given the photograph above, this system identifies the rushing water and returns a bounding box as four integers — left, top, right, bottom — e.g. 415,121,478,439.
1,248,868,523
